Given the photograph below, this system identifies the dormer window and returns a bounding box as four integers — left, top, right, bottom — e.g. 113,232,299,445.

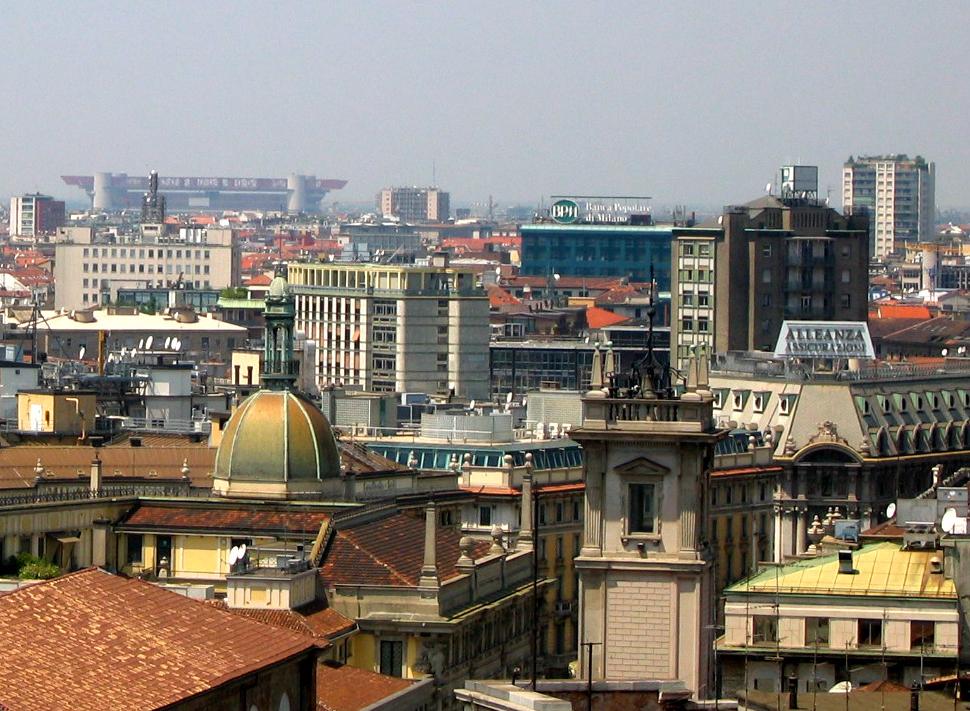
753,392,770,414
733,390,750,412
779,394,797,415
713,389,728,409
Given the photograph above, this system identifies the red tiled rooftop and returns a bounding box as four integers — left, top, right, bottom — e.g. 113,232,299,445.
320,510,491,587
0,568,318,711
487,284,522,307
120,503,331,535
586,306,629,329
870,303,932,320
211,600,356,642
316,660,415,711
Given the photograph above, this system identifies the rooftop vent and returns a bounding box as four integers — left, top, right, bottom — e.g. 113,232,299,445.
930,556,943,575
837,549,855,575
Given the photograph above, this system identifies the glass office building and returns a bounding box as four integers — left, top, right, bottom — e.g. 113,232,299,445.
519,223,674,287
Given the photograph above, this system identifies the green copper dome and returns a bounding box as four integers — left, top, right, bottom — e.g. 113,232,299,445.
214,390,340,483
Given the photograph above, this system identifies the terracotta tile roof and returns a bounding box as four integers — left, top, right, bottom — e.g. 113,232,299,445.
461,482,585,497
316,660,415,711
585,306,629,329
870,303,932,320
119,502,330,536
0,568,318,711
209,599,356,642
337,440,409,474
594,286,647,306
0,445,216,490
487,284,522,307
320,510,491,587
245,273,273,286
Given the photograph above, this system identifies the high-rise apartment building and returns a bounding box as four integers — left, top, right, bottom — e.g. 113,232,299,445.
53,226,240,309
9,194,65,238
670,176,869,368
287,256,489,398
842,154,935,259
378,187,450,223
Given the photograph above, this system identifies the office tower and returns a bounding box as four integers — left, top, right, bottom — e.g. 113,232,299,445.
378,187,450,222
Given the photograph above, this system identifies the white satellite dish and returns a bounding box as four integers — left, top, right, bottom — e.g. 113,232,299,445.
238,543,247,558
469,399,476,411
886,502,896,519
506,392,513,405
765,182,772,194
228,546,240,566
942,508,958,534
829,682,852,694
164,336,172,349
942,348,949,357
138,338,145,349
173,337,182,351
145,335,154,350
78,346,86,360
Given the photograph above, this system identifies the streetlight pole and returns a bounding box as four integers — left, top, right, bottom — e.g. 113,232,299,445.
582,641,603,711
531,488,541,691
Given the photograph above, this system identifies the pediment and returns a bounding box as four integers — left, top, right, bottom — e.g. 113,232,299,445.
612,455,669,478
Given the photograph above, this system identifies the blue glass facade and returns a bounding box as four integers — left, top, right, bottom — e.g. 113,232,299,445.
519,224,674,288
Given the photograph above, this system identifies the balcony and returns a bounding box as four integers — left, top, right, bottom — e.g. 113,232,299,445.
580,394,716,434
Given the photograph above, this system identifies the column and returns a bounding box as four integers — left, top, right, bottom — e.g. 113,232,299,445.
581,447,603,557
796,510,808,555
419,502,439,588
680,451,698,553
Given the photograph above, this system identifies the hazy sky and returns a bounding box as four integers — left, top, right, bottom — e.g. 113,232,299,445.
3,2,969,210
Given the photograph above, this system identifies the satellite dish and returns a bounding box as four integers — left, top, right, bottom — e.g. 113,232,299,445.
829,682,852,694
942,348,949,357
174,337,182,351
886,502,896,519
506,392,513,405
942,508,958,534
138,338,145,349
469,399,476,411
164,336,172,349
765,182,772,194
145,335,154,349
238,543,247,558
78,346,86,360
228,546,240,566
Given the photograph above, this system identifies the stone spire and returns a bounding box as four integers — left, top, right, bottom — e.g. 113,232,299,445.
517,453,534,551
261,267,298,391
419,501,439,588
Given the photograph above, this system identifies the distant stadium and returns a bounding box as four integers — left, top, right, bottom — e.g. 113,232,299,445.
62,172,347,213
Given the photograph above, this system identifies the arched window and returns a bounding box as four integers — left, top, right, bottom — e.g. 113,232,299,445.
278,693,291,711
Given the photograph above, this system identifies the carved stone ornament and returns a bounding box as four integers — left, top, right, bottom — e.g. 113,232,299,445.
808,420,848,446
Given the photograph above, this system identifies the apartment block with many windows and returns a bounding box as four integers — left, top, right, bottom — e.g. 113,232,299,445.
843,154,935,259
287,257,489,398
53,226,240,309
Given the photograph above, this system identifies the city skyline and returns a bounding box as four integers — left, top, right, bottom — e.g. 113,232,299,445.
2,2,969,208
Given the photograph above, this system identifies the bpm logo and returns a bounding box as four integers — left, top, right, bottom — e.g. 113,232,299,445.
550,199,580,224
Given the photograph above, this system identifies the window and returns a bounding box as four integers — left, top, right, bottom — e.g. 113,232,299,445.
753,392,768,413
478,506,492,527
682,293,694,306
698,317,709,333
841,294,851,308
801,295,812,309
841,269,851,284
762,269,772,284
805,617,830,646
698,243,711,256
555,536,563,560
681,317,693,332
762,242,772,257
761,294,771,307
698,293,709,307
126,534,143,566
911,621,934,650
628,483,657,534
752,616,778,644
555,502,564,523
572,500,581,521
858,619,882,647
682,243,694,256
379,640,404,677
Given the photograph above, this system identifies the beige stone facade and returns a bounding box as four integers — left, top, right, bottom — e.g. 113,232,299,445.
571,377,723,698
